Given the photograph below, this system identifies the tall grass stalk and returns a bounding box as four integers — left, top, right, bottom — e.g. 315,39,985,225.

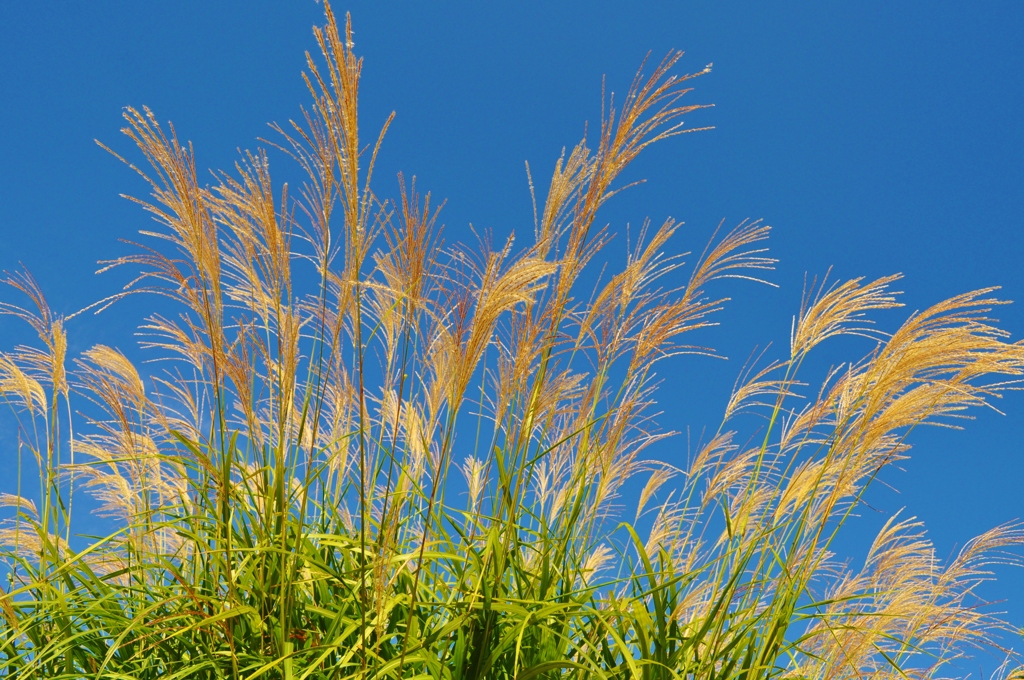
2,5,1023,678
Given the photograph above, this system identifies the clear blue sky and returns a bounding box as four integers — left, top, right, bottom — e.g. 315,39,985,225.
2,0,1023,657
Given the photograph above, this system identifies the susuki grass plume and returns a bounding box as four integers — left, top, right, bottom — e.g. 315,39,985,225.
1,4,1023,679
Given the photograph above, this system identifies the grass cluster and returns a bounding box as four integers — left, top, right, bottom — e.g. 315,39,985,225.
2,6,1023,678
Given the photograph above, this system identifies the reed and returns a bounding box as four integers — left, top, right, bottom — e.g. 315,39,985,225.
1,5,1022,678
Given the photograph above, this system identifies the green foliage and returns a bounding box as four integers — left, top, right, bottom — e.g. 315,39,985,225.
2,5,1023,678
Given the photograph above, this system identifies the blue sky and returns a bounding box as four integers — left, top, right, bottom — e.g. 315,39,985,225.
2,0,1023,659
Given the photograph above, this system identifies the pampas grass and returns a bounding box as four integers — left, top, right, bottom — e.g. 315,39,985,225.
2,5,1023,678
